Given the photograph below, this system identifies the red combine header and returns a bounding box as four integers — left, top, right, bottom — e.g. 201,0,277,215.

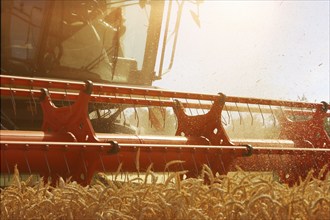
1,0,329,186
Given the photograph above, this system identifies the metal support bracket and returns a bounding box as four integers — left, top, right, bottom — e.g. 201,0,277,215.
173,93,233,146
40,80,99,142
279,102,330,149
38,80,121,185
277,102,330,180
39,80,120,156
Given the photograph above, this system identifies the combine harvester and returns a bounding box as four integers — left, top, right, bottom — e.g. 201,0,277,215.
1,0,329,186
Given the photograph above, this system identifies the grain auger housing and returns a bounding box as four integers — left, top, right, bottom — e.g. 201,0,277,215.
1,0,330,186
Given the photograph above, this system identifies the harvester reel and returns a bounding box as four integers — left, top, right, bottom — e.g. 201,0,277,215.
0,75,329,186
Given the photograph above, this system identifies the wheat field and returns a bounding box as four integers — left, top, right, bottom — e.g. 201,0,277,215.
1,163,329,220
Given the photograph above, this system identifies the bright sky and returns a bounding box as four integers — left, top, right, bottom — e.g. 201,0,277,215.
155,0,330,103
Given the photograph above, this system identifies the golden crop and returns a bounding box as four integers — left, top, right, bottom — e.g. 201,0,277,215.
1,164,329,220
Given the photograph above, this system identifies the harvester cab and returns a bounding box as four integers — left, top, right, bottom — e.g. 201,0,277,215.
1,0,179,132
1,0,168,85
1,0,329,187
